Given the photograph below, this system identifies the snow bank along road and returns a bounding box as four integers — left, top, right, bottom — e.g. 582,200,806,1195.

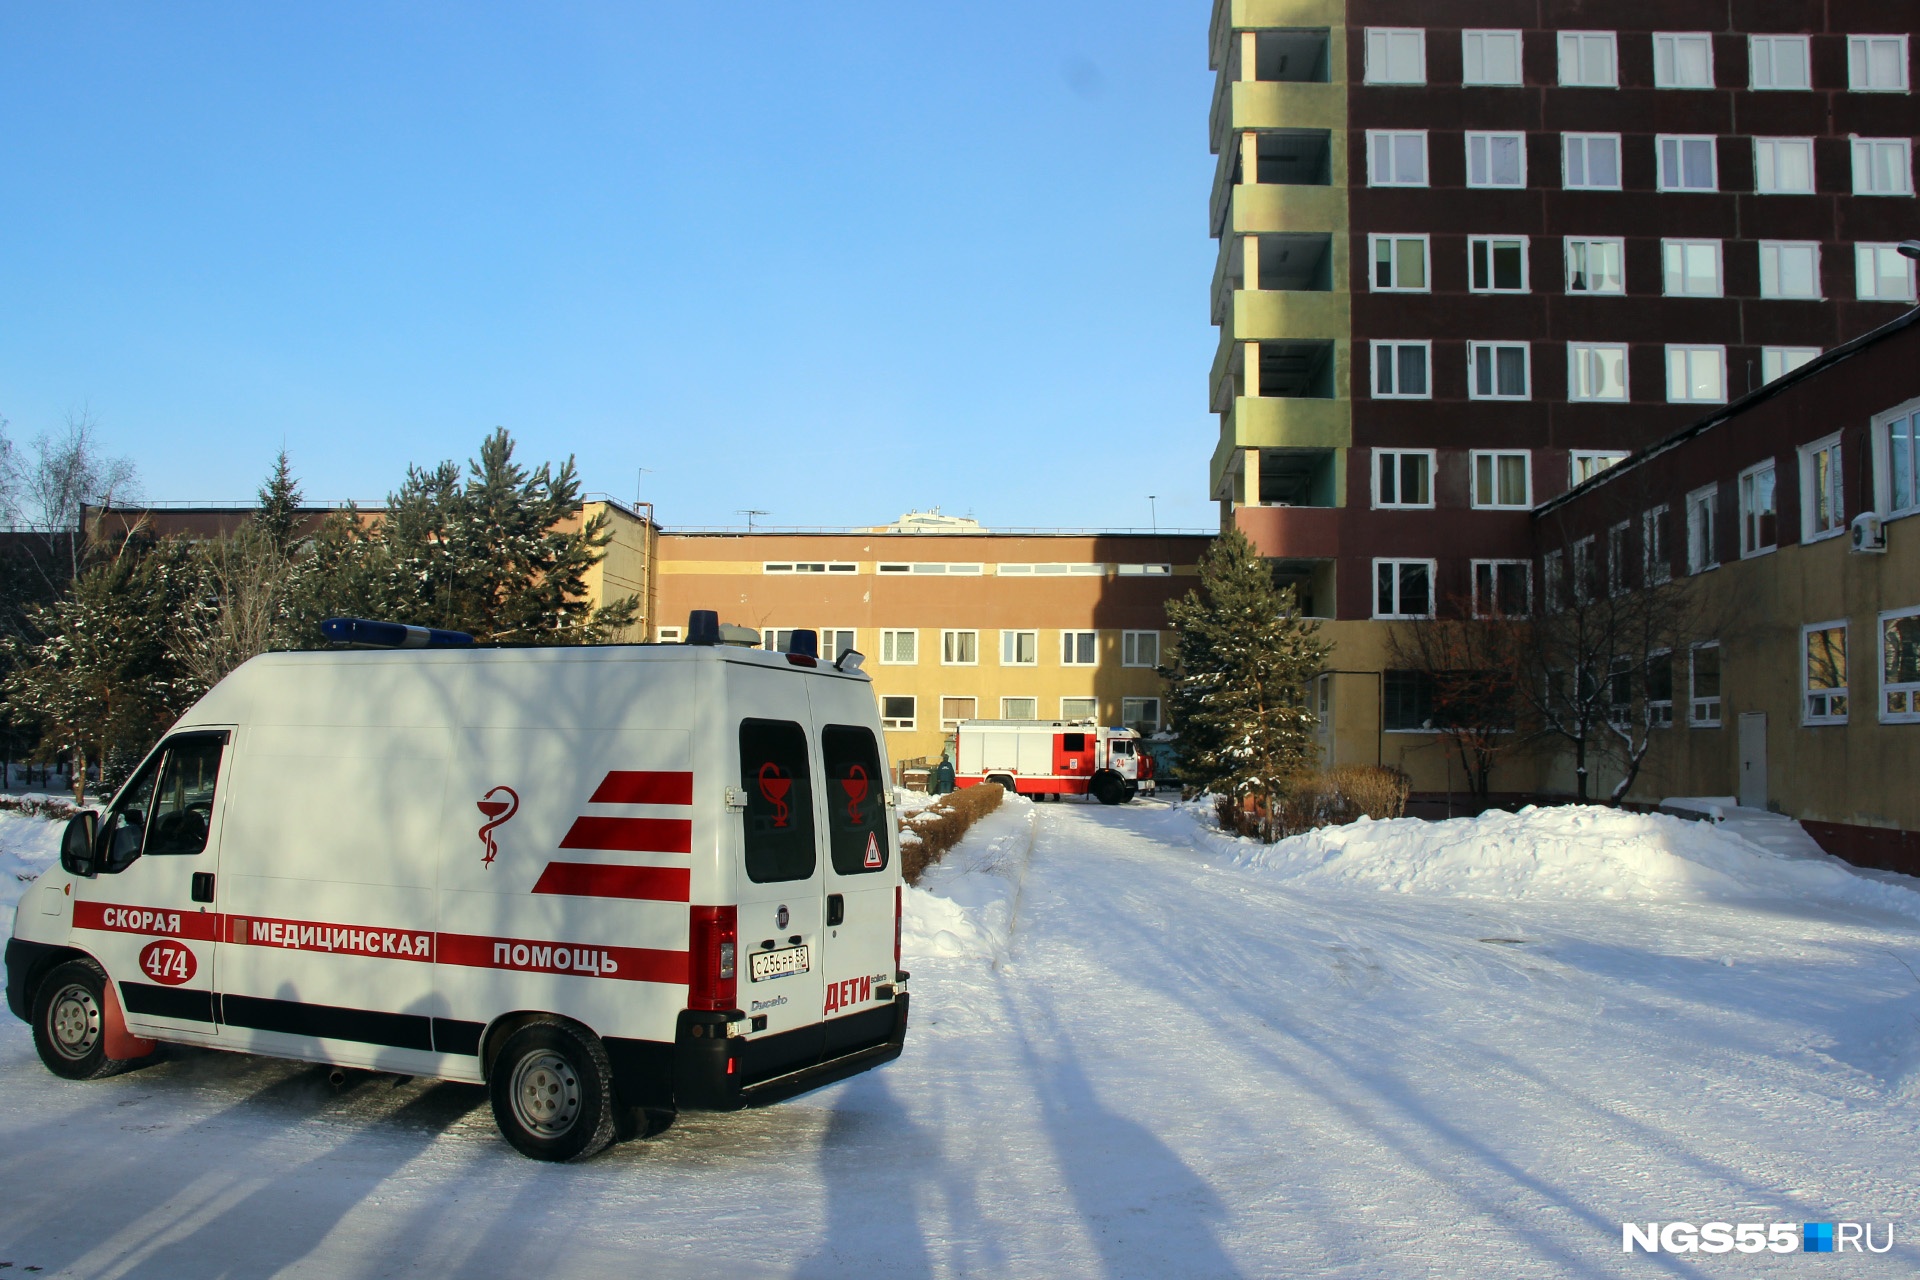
4,799,1920,1278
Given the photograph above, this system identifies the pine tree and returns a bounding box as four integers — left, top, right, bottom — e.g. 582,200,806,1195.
253,449,304,555
1162,526,1331,840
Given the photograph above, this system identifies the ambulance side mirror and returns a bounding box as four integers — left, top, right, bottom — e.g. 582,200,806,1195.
61,811,100,878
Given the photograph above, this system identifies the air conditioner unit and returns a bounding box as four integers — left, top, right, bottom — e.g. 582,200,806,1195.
1850,511,1888,554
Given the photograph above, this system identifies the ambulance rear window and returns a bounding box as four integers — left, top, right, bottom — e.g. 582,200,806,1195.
822,725,889,875
739,719,816,883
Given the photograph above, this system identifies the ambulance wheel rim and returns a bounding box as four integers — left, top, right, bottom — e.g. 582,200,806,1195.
47,983,102,1061
510,1050,581,1137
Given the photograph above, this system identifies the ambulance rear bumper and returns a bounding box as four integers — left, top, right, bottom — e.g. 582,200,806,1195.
673,993,910,1112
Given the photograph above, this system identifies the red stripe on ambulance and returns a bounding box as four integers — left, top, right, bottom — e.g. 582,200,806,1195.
588,771,694,806
438,933,688,984
72,901,223,942
558,816,693,854
531,862,691,902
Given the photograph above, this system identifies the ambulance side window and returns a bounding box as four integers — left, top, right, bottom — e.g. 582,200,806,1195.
822,725,889,875
98,758,163,873
739,719,817,883
145,735,225,856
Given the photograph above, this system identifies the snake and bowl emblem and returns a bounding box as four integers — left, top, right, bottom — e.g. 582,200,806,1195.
476,786,520,867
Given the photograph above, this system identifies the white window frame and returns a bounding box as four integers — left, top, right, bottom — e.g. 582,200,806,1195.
1643,504,1673,585
1364,27,1427,85
1465,132,1527,189
1121,697,1162,735
1462,29,1523,86
878,562,984,576
1798,432,1845,543
1572,537,1596,603
1558,31,1619,87
1468,235,1530,293
1872,396,1920,518
1570,450,1627,487
1562,134,1623,190
1689,642,1722,727
938,696,977,730
1470,450,1532,509
1857,243,1919,301
1851,137,1914,196
1879,605,1920,723
1060,630,1098,667
940,629,979,666
819,628,857,662
1665,344,1727,405
1371,340,1432,399
1802,621,1850,725
1373,449,1436,509
1568,343,1630,402
1059,696,1098,721
1656,135,1719,192
1565,237,1626,294
1653,33,1715,89
1646,648,1677,728
1753,137,1816,194
1542,549,1565,613
1367,130,1430,187
1739,460,1778,558
1758,240,1823,300
999,629,1038,666
1368,234,1431,292
1607,520,1632,596
1661,239,1724,297
1116,563,1172,577
1848,35,1910,93
881,695,917,731
1761,347,1820,382
998,562,1105,577
880,629,918,665
1121,631,1160,669
1374,559,1437,620
1685,483,1718,573
1000,696,1039,721
761,561,857,574
1749,35,1811,91
1468,341,1531,400
1471,560,1532,618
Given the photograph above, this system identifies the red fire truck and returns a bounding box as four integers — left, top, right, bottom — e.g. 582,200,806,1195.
951,719,1146,805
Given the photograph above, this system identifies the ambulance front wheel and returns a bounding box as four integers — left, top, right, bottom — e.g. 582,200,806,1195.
31,958,145,1081
488,1018,619,1162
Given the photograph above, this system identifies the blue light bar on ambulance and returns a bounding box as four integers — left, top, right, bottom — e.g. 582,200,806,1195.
320,617,475,649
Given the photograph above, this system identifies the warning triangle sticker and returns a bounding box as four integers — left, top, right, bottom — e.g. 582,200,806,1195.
863,831,883,868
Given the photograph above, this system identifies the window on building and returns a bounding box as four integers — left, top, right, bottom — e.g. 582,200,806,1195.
1759,241,1822,299
1368,131,1429,186
1662,239,1724,296
1469,342,1530,399
1653,33,1714,88
1565,238,1625,294
880,629,917,665
1365,28,1426,84
1375,450,1435,508
1000,630,1038,665
1642,505,1673,584
1605,657,1635,729
1568,343,1630,401
1472,451,1531,508
1685,484,1718,573
1666,345,1726,404
1001,697,1038,720
1472,560,1532,617
1463,30,1523,85
1856,244,1918,301
999,562,1105,576
1739,461,1777,556
1060,696,1097,721
820,629,856,661
1762,347,1820,382
1754,137,1816,194
1848,35,1910,92
1607,521,1632,595
1572,537,1597,602
1803,622,1849,724
878,562,984,575
1116,563,1172,577
1879,405,1920,515
1061,631,1097,666
1375,560,1435,619
1469,236,1528,292
762,628,802,653
1690,643,1722,726
1800,434,1845,541
1121,698,1162,735
881,695,916,730
1657,135,1718,191
762,562,857,574
939,696,977,729
941,629,978,665
1372,341,1432,398
1750,35,1811,90
1121,631,1159,668
1542,550,1566,612
655,626,683,643
1466,133,1527,188
1370,235,1430,290
1570,451,1628,486
1881,607,1920,722
1851,138,1914,195
1559,32,1618,86
1646,651,1676,727
1382,671,1436,731
1563,134,1622,189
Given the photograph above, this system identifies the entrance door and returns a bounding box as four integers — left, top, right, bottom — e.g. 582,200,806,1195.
69,732,230,1039
1738,712,1768,809
811,715,897,1058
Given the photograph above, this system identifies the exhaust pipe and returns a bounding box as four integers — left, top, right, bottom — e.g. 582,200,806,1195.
328,1068,348,1088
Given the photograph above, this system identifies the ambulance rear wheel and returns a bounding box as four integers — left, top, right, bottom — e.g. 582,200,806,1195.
31,959,142,1081
489,1019,618,1162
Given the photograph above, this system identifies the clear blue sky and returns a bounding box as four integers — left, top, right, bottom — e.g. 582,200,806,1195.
0,3,1219,530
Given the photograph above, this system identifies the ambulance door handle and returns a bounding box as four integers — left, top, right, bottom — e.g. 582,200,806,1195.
827,894,845,927
191,872,216,904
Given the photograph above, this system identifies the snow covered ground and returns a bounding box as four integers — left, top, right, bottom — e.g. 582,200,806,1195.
4,799,1920,1277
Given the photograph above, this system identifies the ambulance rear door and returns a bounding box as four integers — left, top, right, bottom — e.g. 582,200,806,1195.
808,682,898,1059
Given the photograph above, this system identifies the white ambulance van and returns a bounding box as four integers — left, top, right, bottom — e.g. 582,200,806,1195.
4,614,909,1161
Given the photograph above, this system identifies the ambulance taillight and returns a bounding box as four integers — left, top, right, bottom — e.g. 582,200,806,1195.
688,905,738,1010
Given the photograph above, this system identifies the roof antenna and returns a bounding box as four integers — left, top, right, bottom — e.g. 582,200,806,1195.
738,509,768,531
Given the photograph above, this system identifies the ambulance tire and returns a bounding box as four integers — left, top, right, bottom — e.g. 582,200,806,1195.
1093,773,1127,806
31,958,145,1081
489,1019,619,1162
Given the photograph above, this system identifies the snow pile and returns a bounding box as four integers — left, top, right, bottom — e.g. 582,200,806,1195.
902,799,1035,964
1207,804,1920,920
1,808,64,915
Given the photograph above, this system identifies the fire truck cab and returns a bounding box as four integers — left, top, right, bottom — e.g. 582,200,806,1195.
952,718,1144,805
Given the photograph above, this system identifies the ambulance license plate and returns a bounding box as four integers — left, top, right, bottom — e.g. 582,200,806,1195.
750,945,811,982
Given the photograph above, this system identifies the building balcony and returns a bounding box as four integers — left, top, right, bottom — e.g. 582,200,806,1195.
1211,79,1343,155
1209,1,1346,70
1210,232,1341,325
1219,286,1350,344
1233,503,1342,560
1210,339,1346,411
1216,181,1346,241
1208,396,1352,496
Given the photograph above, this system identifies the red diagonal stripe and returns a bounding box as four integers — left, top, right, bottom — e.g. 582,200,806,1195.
559,816,692,854
532,862,691,902
589,771,693,805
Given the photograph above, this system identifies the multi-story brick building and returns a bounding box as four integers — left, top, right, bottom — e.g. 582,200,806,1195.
1207,0,1920,785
